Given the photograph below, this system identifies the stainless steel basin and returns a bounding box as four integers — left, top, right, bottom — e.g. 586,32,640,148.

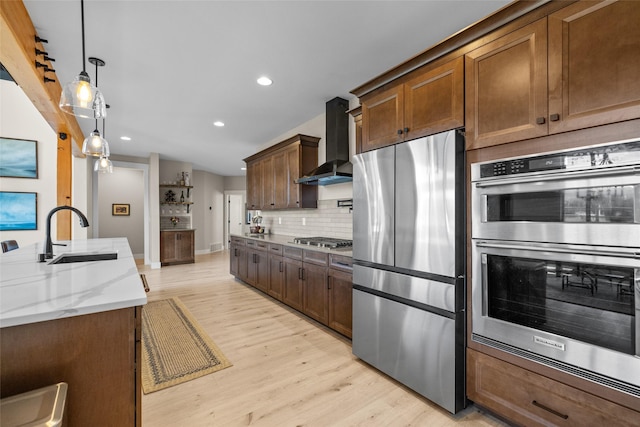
49,251,118,264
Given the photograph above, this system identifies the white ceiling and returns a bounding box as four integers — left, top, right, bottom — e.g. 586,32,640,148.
23,0,511,177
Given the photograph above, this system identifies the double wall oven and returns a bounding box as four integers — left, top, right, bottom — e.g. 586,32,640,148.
471,139,640,397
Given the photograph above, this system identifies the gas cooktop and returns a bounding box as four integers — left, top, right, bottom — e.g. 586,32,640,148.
291,237,353,249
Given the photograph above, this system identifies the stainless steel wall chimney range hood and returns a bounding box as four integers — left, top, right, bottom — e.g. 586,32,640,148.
296,97,352,186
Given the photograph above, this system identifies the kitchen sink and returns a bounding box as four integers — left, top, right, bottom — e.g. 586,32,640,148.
48,251,118,264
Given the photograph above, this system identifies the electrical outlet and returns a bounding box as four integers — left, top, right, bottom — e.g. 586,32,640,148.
302,218,306,226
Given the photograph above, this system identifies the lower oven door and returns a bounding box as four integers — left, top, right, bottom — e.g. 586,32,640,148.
471,239,640,394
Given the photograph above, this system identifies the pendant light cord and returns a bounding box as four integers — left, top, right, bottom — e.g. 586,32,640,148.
81,0,86,73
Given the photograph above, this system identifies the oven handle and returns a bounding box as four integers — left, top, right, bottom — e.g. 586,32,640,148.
474,165,640,188
475,240,640,259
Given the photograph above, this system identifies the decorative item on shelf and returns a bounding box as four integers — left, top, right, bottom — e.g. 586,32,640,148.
178,172,185,186
184,172,190,186
164,190,176,203
180,191,185,203
170,216,179,227
59,0,106,119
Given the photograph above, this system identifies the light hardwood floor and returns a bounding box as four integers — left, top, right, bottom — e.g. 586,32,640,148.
138,252,508,427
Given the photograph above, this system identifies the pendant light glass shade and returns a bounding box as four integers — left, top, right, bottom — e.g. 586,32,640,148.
82,128,110,157
60,72,106,119
94,155,113,173
59,0,107,119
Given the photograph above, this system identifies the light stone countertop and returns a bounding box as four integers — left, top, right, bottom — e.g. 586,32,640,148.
0,237,147,328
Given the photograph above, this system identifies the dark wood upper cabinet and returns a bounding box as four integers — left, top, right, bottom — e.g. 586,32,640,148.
244,134,318,210
547,0,640,134
465,18,548,150
361,57,464,152
466,0,640,150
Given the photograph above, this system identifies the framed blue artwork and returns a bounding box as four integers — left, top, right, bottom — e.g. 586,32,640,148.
0,137,38,178
0,192,37,230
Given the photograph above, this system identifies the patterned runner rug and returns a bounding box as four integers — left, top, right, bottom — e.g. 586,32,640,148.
141,297,232,394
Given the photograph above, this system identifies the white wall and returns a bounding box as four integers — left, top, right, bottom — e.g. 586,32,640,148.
96,167,145,256
0,80,58,248
192,170,224,253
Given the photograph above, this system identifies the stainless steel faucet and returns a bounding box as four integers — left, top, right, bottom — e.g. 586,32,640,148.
42,206,90,260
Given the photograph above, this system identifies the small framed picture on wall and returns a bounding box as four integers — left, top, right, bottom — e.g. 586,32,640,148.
112,203,130,216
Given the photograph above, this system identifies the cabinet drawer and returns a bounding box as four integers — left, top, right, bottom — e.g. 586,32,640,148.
283,246,303,260
303,250,328,266
255,241,269,251
245,239,257,248
467,349,640,427
329,254,352,271
268,244,283,255
230,237,246,246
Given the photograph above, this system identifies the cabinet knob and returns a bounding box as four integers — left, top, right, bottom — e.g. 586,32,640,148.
404,127,409,133
536,117,546,125
550,113,560,122
397,129,403,135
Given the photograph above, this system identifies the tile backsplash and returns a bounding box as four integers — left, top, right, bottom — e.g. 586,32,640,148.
255,199,353,239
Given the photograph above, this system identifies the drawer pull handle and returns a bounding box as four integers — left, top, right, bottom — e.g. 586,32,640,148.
532,400,568,420
140,274,150,293
335,261,350,267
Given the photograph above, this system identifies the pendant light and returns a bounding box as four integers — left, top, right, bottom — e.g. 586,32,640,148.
82,58,109,156
59,0,106,119
94,117,113,173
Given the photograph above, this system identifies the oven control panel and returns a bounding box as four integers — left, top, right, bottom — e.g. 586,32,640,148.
477,139,640,179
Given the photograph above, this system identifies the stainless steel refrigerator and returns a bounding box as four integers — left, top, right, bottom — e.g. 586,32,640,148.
352,129,466,414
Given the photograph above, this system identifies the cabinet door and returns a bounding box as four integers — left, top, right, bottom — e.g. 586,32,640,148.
176,231,194,263
261,156,274,209
283,257,304,311
246,160,261,210
285,144,301,209
237,246,248,281
548,0,640,134
230,243,239,276
465,19,548,150
361,85,404,151
246,249,258,286
302,263,328,325
273,150,288,209
255,250,269,292
160,231,177,263
328,269,353,338
268,254,284,301
404,56,464,140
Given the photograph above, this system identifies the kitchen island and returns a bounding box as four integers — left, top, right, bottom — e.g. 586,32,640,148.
0,238,147,427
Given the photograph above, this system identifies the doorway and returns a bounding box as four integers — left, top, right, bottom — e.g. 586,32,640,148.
225,192,245,249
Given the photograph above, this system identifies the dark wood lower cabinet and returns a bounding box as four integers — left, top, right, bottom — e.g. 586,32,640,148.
160,229,194,266
268,253,284,301
302,263,328,324
328,268,353,339
230,237,352,338
467,348,640,427
0,307,141,426
283,257,304,312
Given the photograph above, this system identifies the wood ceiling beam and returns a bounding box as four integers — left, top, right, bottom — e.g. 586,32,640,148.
0,0,86,151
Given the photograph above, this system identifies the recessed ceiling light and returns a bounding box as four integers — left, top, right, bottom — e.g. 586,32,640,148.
213,121,225,127
257,76,272,86
120,136,131,141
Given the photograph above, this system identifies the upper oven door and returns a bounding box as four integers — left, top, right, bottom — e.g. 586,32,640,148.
471,166,640,247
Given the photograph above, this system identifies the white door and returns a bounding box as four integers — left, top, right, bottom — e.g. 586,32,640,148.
227,194,244,248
